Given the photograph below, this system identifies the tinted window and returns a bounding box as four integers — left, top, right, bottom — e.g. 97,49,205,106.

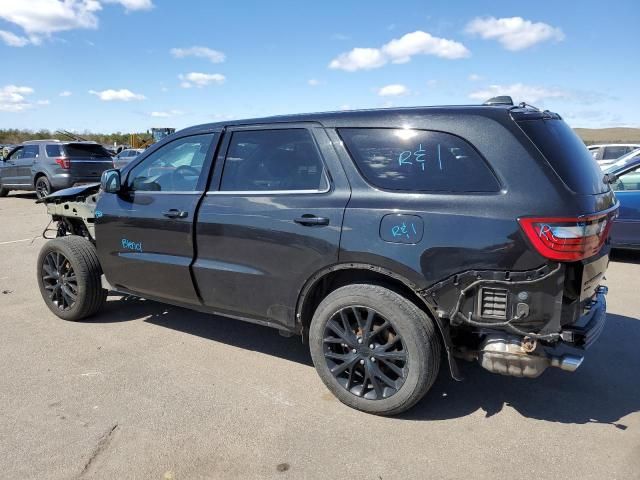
517,119,608,194
220,129,327,192
338,128,499,192
23,145,40,158
612,167,640,192
46,145,63,157
62,143,111,158
603,146,631,160
8,147,24,160
128,134,215,192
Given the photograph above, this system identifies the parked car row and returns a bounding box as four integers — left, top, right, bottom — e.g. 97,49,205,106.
588,143,640,167
0,141,144,198
603,148,640,250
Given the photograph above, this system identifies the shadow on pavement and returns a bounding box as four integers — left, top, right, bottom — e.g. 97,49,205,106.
610,249,640,265
8,192,37,200
90,297,639,426
91,295,313,366
406,313,640,427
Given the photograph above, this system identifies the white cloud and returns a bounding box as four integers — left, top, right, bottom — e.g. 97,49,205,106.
329,48,387,72
469,83,567,103
59,90,72,97
104,0,153,11
170,46,225,63
0,29,29,46
0,85,35,112
329,30,469,71
378,84,409,97
468,73,482,81
89,88,146,101
426,79,437,88
382,30,470,63
465,16,564,51
150,109,183,118
0,0,153,45
307,79,321,87
36,99,51,105
178,72,225,88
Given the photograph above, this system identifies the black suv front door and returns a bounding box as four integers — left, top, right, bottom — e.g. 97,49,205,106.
193,124,351,329
96,131,219,305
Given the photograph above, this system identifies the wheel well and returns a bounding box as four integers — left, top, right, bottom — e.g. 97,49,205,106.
33,172,46,186
298,267,435,337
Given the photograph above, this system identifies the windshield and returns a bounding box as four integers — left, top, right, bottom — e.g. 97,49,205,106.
602,148,640,174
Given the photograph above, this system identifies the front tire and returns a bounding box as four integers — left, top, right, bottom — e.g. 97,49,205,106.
37,236,107,321
309,284,441,415
0,186,9,197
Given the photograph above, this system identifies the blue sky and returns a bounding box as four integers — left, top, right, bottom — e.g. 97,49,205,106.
0,0,638,132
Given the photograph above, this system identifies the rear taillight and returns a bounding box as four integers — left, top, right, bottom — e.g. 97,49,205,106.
518,211,617,261
55,157,70,169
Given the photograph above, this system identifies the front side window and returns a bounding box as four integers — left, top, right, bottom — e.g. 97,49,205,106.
8,147,24,160
127,134,215,192
220,129,328,192
23,145,40,158
339,128,499,192
612,167,640,191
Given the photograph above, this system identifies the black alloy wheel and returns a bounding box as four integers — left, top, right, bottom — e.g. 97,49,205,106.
41,251,78,310
323,306,407,400
36,177,51,199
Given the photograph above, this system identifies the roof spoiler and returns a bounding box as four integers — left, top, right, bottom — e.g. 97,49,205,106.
483,96,514,106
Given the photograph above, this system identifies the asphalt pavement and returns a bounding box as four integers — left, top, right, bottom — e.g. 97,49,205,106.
1,192,639,480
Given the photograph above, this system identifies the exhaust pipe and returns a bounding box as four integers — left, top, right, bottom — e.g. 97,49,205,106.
478,334,584,378
550,354,583,372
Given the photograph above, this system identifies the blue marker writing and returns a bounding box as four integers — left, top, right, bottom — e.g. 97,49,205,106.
414,144,426,171
398,150,412,166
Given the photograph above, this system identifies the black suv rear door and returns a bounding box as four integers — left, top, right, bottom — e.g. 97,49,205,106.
193,124,350,329
96,131,220,304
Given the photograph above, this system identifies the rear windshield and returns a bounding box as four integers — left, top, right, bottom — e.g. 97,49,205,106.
62,143,111,159
338,128,500,193
516,119,608,194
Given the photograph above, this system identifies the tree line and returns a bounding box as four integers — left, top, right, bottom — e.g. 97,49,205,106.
0,129,152,146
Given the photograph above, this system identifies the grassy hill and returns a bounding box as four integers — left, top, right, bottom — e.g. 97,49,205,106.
574,128,640,145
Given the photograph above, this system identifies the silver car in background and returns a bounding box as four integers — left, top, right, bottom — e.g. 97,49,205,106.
113,148,144,169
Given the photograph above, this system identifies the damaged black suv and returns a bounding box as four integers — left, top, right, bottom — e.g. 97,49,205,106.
36,99,617,415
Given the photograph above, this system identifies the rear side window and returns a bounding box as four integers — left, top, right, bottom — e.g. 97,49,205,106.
62,143,111,158
338,128,499,192
517,119,608,194
46,145,63,157
220,129,328,192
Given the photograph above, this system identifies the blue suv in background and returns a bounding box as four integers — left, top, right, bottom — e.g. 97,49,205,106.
0,140,113,198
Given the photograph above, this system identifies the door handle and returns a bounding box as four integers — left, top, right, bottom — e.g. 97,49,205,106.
163,209,188,219
294,215,330,226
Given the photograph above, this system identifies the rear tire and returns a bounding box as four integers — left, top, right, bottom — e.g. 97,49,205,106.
37,236,107,321
35,176,51,199
0,185,9,197
309,284,441,415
